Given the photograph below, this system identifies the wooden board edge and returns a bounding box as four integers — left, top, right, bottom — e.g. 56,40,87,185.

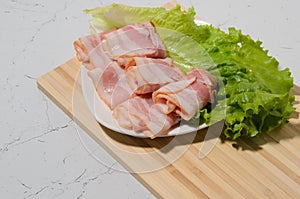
37,75,73,119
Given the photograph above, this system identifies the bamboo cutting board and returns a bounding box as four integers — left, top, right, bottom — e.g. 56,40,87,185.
37,58,300,199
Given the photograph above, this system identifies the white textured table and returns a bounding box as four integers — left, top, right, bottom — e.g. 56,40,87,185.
1,0,299,198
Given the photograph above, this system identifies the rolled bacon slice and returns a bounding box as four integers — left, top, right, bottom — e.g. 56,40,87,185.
123,57,185,94
74,29,116,70
74,21,166,70
102,21,166,59
113,95,179,138
145,103,180,138
153,68,217,121
186,68,218,103
88,44,113,71
88,62,133,109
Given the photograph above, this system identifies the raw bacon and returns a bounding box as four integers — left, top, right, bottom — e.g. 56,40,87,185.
102,21,166,59
186,68,218,103
153,68,217,120
88,62,132,109
87,44,113,71
74,21,218,138
113,95,179,138
124,57,185,94
74,29,116,70
74,21,166,70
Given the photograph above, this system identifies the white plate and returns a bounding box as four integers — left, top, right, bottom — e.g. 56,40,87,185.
80,20,209,138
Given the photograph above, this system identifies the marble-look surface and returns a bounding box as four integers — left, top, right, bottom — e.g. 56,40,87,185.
1,0,299,198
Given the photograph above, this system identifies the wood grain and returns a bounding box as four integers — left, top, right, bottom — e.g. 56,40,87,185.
37,58,300,199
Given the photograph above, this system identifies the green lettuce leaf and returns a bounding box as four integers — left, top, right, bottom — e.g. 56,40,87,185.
84,4,295,139
85,4,203,36
156,27,216,73
199,26,295,138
